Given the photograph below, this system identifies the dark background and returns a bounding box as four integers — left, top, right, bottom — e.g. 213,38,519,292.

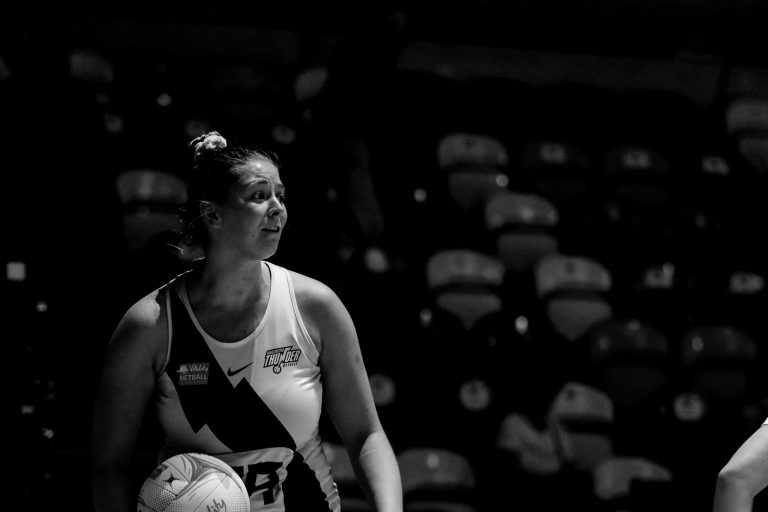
4,1,768,511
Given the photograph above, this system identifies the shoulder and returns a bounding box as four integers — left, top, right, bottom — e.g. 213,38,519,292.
287,269,341,309
286,269,355,345
109,285,171,375
118,271,190,339
120,286,168,330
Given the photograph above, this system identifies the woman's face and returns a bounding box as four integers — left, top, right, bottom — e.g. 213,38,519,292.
212,157,287,261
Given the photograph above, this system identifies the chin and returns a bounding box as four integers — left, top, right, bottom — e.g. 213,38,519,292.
255,245,279,261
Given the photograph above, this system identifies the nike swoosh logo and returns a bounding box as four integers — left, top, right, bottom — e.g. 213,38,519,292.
226,362,254,377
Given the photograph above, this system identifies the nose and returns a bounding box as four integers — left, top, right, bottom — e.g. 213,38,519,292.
267,197,285,217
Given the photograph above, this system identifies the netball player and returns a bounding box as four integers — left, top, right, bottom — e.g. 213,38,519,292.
91,131,402,512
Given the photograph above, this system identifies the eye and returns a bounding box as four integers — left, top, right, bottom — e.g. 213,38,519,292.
277,193,286,204
251,191,265,201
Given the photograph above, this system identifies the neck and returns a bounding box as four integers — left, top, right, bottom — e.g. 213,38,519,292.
189,255,268,310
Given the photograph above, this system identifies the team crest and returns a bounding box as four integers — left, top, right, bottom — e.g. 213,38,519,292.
263,346,302,374
177,362,210,386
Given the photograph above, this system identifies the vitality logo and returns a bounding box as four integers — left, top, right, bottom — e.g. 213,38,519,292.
177,362,210,386
263,346,302,374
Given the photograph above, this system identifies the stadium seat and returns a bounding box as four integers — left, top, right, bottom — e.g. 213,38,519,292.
413,250,508,453
424,249,505,332
382,330,499,456
66,48,123,137
209,58,296,142
607,234,689,340
725,96,768,173
594,89,694,228
508,83,614,254
679,324,758,407
681,147,738,219
680,230,765,330
592,456,674,510
294,65,330,123
518,139,595,210
114,168,187,254
68,48,115,85
720,265,767,341
436,132,511,213
495,412,562,476
534,253,613,343
602,143,674,216
664,389,758,510
398,447,478,512
466,305,534,372
484,191,560,274
546,381,615,472
491,411,588,512
424,341,504,458
580,318,671,418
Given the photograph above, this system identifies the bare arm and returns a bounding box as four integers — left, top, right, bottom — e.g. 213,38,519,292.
92,290,168,512
713,424,768,512
295,274,402,512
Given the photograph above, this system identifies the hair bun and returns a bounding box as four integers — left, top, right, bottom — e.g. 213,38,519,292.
191,131,227,161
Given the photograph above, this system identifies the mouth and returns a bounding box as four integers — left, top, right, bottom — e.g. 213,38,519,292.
261,225,281,234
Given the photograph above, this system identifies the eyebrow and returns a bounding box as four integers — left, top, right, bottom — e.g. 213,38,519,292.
245,178,285,189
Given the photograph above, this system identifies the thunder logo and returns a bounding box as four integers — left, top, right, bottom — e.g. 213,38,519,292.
263,346,302,374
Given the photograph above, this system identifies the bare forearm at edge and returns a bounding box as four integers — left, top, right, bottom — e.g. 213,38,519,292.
713,474,756,512
354,431,403,512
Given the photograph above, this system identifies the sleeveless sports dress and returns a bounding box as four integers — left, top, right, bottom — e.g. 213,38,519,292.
152,261,340,512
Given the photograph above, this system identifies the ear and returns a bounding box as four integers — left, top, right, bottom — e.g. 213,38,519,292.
199,200,221,227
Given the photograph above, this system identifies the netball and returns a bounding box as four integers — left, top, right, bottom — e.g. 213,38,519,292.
137,453,250,512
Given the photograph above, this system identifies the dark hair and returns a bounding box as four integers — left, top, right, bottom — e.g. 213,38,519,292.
177,131,279,256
